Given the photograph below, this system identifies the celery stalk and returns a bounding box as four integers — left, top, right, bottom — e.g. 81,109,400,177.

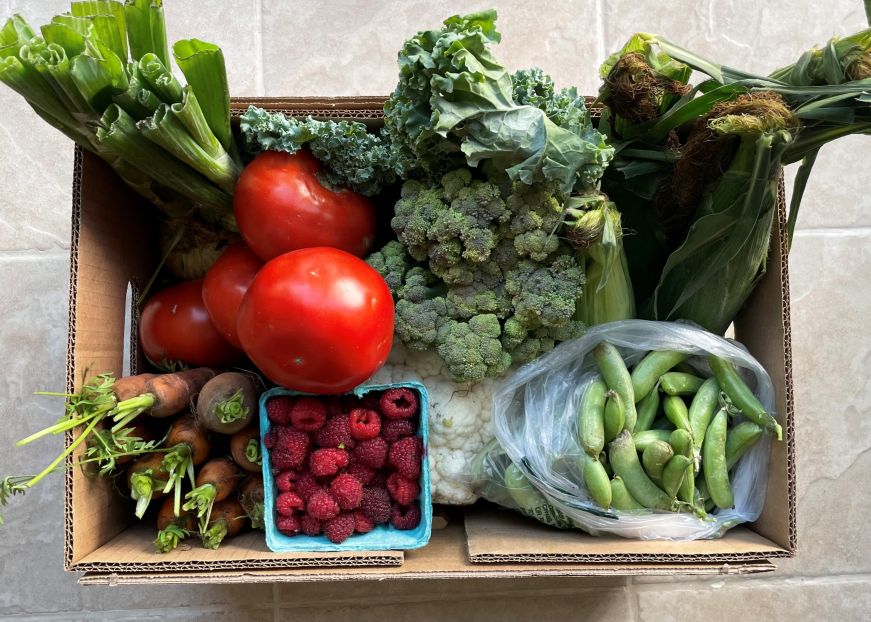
124,0,168,65
138,52,181,103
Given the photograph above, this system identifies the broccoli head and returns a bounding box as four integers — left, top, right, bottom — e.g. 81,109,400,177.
366,240,412,290
436,315,512,383
505,255,585,328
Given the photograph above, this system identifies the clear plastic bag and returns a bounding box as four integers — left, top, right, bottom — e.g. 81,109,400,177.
475,319,777,540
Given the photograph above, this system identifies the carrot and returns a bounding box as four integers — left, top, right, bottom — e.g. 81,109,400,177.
127,453,169,519
154,497,197,553
239,475,265,530
183,457,242,531
160,414,211,517
201,498,246,550
112,373,157,402
230,424,261,473
196,372,258,434
111,367,216,432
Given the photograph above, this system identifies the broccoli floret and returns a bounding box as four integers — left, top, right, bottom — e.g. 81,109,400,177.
507,182,564,261
366,241,412,291
395,297,451,351
436,315,512,383
506,255,585,328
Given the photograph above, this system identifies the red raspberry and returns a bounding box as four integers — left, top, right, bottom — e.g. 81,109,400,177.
369,470,387,489
266,396,295,425
316,414,355,449
359,392,381,411
388,436,421,479
323,513,355,544
300,513,322,536
310,448,350,478
345,460,375,486
330,473,363,510
263,428,277,450
348,408,381,441
353,510,374,534
294,471,320,502
276,515,301,535
275,491,305,517
290,397,327,432
323,397,344,418
275,470,296,493
360,487,391,524
270,427,310,470
386,472,420,505
390,501,421,530
353,437,388,469
381,419,415,444
380,388,418,420
306,489,340,521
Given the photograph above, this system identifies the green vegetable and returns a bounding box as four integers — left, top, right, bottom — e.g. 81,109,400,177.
661,454,693,498
632,429,672,452
583,455,612,509
659,372,705,396
578,377,608,457
725,421,764,470
631,350,690,402
688,377,720,454
603,390,625,443
641,440,673,481
609,430,674,511
702,409,734,509
610,476,645,510
662,395,692,436
709,355,782,439
593,342,637,431
634,386,660,433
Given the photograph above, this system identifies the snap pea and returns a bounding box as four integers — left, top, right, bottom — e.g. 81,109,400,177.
696,477,716,513
641,440,673,481
632,429,672,452
688,377,720,455
702,409,734,509
504,463,548,511
663,395,692,435
669,428,692,459
599,452,614,478
610,476,645,510
660,372,705,396
630,350,689,402
634,387,660,433
708,355,782,440
593,342,637,431
651,417,673,430
583,455,612,509
603,390,625,443
578,377,608,458
609,430,674,510
678,460,695,507
662,454,693,498
725,421,764,470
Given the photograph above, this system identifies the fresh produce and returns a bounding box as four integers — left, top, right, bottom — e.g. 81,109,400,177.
709,355,782,440
139,280,241,369
593,342,637,432
159,413,212,517
201,243,263,349
110,367,216,430
702,409,733,510
233,150,377,261
154,497,197,553
265,388,423,544
230,424,262,473
127,452,170,518
239,475,265,530
201,497,246,549
196,372,257,434
236,247,394,394
183,457,243,532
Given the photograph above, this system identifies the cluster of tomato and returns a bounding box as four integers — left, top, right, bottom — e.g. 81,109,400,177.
140,151,394,394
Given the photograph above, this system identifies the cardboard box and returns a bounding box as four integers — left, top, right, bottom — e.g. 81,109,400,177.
64,98,795,584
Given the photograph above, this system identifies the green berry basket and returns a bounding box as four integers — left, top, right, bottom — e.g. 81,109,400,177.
259,381,432,553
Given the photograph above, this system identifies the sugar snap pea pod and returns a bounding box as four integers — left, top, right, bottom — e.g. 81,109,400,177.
583,455,612,509
598,452,613,478
688,377,720,455
578,377,608,457
702,409,734,509
678,461,695,506
651,417,673,430
725,421,764,470
504,463,547,510
662,454,693,498
708,355,782,440
593,342,637,431
603,390,625,443
641,440,673,481
663,395,692,436
669,428,692,458
630,350,689,402
660,372,705,396
634,387,660,433
633,429,672,452
609,430,674,510
696,477,716,513
610,476,645,510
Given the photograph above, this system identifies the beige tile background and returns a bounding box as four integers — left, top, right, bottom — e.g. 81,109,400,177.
0,0,869,619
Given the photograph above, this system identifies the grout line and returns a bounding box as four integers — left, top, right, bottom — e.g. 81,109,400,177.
632,571,871,592
594,0,607,63
254,0,265,96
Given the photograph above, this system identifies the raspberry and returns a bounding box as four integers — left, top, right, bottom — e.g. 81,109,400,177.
270,427,310,470
345,460,375,486
360,487,391,524
353,510,374,534
290,397,327,432
275,491,305,517
276,515,301,535
380,388,418,420
330,473,364,510
294,471,320,502
323,513,355,544
323,397,344,418
300,513,322,536
386,472,420,505
388,436,421,479
353,437,387,469
369,470,387,489
316,414,355,449
275,470,296,493
359,392,381,411
263,428,277,450
306,489,340,521
266,396,295,425
348,408,381,441
390,501,421,530
310,448,349,478
381,419,415,444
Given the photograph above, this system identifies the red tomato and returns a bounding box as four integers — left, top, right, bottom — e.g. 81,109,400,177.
202,243,264,348
140,279,242,368
233,150,377,261
236,247,394,394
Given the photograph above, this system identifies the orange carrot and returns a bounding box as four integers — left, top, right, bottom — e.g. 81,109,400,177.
202,498,246,549
154,497,197,553
127,453,169,519
183,457,243,531
239,475,264,530
230,424,261,473
111,367,216,432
